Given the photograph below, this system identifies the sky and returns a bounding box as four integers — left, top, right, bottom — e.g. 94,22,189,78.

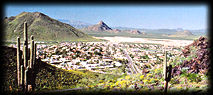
4,4,208,30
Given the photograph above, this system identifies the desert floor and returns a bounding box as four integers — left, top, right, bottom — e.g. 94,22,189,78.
94,36,193,47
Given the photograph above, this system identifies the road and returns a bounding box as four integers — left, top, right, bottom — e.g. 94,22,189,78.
114,43,140,74
123,49,140,74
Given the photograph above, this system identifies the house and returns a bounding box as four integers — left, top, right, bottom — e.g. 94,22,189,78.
114,62,122,67
80,61,87,66
72,59,80,64
52,55,60,59
60,58,71,62
105,64,114,68
41,57,50,62
50,60,62,64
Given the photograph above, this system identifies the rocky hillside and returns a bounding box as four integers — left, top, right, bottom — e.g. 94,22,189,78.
171,36,210,77
0,46,83,92
3,12,95,41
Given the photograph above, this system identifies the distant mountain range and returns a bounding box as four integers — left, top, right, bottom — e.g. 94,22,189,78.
82,21,146,35
59,19,207,36
58,19,91,29
4,12,96,41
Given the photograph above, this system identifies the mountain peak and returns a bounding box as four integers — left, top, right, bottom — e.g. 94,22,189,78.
87,21,112,32
98,20,105,25
17,12,48,18
34,12,45,15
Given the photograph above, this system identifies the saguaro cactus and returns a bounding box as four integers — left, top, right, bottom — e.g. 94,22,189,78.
23,22,28,91
27,60,32,92
24,22,28,52
163,51,172,95
17,22,37,92
23,22,28,68
163,51,167,79
24,66,29,92
21,65,24,90
32,43,37,91
23,44,27,91
30,35,34,69
17,37,21,87
34,43,37,65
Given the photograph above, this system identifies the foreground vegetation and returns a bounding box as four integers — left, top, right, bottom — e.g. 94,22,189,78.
79,37,209,92
0,46,117,92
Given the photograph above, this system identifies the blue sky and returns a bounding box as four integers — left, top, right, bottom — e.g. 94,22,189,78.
5,4,208,30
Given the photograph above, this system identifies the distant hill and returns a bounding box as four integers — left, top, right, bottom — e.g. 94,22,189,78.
175,30,194,35
112,27,206,36
168,30,194,37
123,30,147,35
3,12,96,41
85,21,113,32
111,27,178,35
83,21,146,35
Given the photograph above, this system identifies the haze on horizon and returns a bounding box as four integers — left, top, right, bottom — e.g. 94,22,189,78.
5,4,208,30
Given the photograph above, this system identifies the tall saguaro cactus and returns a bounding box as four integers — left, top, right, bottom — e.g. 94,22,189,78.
24,66,29,92
17,22,37,92
163,51,172,95
17,37,21,87
164,51,167,79
23,22,28,68
30,35,34,69
34,43,37,65
23,45,27,91
21,65,24,89
24,22,28,50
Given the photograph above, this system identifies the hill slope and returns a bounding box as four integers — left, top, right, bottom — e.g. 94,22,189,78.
171,36,210,76
0,46,84,92
3,12,96,41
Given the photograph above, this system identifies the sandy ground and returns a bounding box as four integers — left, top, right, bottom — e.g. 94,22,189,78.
94,36,193,47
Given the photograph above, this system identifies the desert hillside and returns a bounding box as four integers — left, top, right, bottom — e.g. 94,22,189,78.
3,12,96,41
